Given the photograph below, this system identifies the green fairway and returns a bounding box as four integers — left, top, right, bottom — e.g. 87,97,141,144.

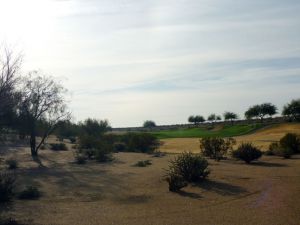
151,124,264,139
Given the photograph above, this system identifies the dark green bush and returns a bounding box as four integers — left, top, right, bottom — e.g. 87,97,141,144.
200,137,236,161
113,142,127,152
266,142,279,155
133,160,152,167
279,133,300,154
5,159,18,170
121,132,160,153
152,150,166,158
166,173,187,192
74,151,87,164
0,172,16,202
168,152,210,183
18,186,40,200
50,143,68,151
232,143,262,163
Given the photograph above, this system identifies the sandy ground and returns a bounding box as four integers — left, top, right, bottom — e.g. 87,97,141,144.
1,145,300,225
159,123,300,153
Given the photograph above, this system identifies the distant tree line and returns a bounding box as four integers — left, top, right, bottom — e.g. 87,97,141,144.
186,100,299,125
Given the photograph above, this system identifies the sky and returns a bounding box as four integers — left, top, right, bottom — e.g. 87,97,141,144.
0,0,299,127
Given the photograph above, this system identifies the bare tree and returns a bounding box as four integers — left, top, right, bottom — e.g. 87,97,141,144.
0,46,22,126
18,71,70,157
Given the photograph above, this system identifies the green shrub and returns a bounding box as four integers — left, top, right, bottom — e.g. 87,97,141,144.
0,172,16,202
200,137,236,161
121,133,160,153
266,142,279,155
113,142,127,152
166,173,187,192
50,143,68,151
95,148,114,162
5,159,18,170
232,143,262,163
18,186,40,200
279,133,300,154
168,152,210,183
133,160,152,167
273,146,293,159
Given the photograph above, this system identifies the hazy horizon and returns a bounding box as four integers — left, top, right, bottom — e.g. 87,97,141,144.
1,0,299,127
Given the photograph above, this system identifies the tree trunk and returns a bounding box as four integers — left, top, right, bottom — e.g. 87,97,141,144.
30,124,38,157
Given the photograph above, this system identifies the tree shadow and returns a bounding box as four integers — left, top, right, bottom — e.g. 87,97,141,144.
177,190,202,199
250,161,287,167
194,179,247,196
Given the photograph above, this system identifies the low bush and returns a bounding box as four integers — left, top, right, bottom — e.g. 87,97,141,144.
134,160,152,167
166,173,187,192
18,186,40,200
152,150,166,158
279,133,300,154
168,152,210,183
121,133,160,153
50,143,68,151
74,151,87,164
95,148,114,163
5,159,18,170
232,143,262,163
0,172,16,203
200,137,236,161
113,142,127,152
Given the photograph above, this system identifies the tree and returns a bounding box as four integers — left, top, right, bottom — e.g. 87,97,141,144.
216,115,222,121
188,115,205,125
245,103,277,121
79,118,111,137
223,111,238,125
0,47,22,130
282,99,300,121
245,103,277,122
18,71,70,157
207,114,216,123
143,120,156,128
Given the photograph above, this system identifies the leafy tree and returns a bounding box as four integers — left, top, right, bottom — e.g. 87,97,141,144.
207,114,216,123
223,111,238,125
282,99,300,121
143,120,156,128
245,103,277,122
216,115,222,121
79,118,111,137
17,71,70,157
188,115,205,125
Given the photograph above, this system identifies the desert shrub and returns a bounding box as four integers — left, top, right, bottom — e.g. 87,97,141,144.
152,150,166,158
166,173,187,192
5,159,18,170
168,152,210,183
74,151,87,164
40,144,47,150
0,172,16,202
121,132,160,153
95,148,114,162
200,137,236,161
279,133,300,154
274,147,294,159
232,143,262,163
69,137,76,144
113,142,127,152
134,160,152,167
18,186,40,200
50,143,68,151
265,142,279,155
